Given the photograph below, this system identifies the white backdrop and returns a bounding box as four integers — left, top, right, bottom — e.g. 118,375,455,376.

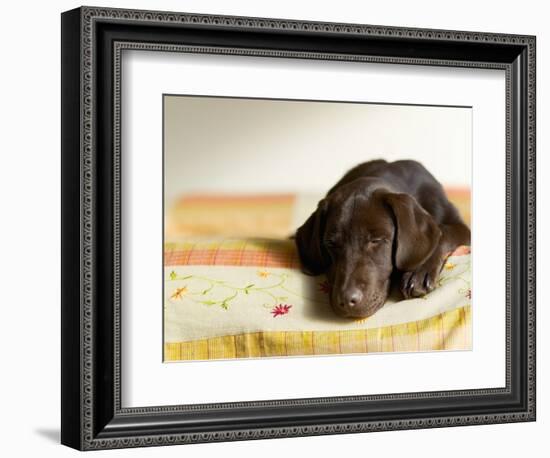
123,50,504,407
0,1,545,457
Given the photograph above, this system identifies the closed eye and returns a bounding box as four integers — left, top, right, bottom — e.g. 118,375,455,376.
323,239,340,250
369,238,387,245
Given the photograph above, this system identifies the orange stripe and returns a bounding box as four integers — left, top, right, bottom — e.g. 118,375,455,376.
444,187,471,195
177,194,295,204
164,248,299,267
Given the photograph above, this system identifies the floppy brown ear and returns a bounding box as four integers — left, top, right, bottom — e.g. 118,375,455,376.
294,199,330,275
385,193,441,271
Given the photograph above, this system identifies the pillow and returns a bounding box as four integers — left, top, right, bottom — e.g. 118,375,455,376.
164,241,471,361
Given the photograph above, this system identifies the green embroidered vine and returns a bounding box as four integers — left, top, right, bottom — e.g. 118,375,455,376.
167,270,326,310
166,257,471,312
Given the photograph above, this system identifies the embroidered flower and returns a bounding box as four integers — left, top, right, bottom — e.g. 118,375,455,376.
257,270,270,278
444,262,456,271
171,286,188,300
271,304,292,317
319,280,331,294
169,271,177,281
465,289,471,300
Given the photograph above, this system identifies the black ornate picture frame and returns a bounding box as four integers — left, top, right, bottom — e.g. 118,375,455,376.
61,6,536,450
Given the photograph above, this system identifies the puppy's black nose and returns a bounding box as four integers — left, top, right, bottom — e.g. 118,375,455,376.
344,289,363,308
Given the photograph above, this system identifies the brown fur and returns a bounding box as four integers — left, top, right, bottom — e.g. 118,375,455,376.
295,159,470,318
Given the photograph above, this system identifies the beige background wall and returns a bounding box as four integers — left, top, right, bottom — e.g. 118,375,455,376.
164,95,471,202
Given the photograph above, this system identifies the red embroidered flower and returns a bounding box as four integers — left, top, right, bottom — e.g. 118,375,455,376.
319,280,331,294
271,304,292,317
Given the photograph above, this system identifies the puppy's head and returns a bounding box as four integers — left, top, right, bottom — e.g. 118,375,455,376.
295,178,441,318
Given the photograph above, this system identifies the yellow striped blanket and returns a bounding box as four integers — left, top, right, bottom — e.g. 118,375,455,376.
164,239,471,361
164,190,471,362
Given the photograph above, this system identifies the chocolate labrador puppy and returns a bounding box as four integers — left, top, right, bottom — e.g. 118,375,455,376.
295,159,470,318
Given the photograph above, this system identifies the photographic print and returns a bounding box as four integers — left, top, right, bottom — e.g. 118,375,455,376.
163,95,472,362
62,7,535,449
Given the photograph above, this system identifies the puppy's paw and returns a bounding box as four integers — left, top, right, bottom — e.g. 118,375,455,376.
400,258,443,299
